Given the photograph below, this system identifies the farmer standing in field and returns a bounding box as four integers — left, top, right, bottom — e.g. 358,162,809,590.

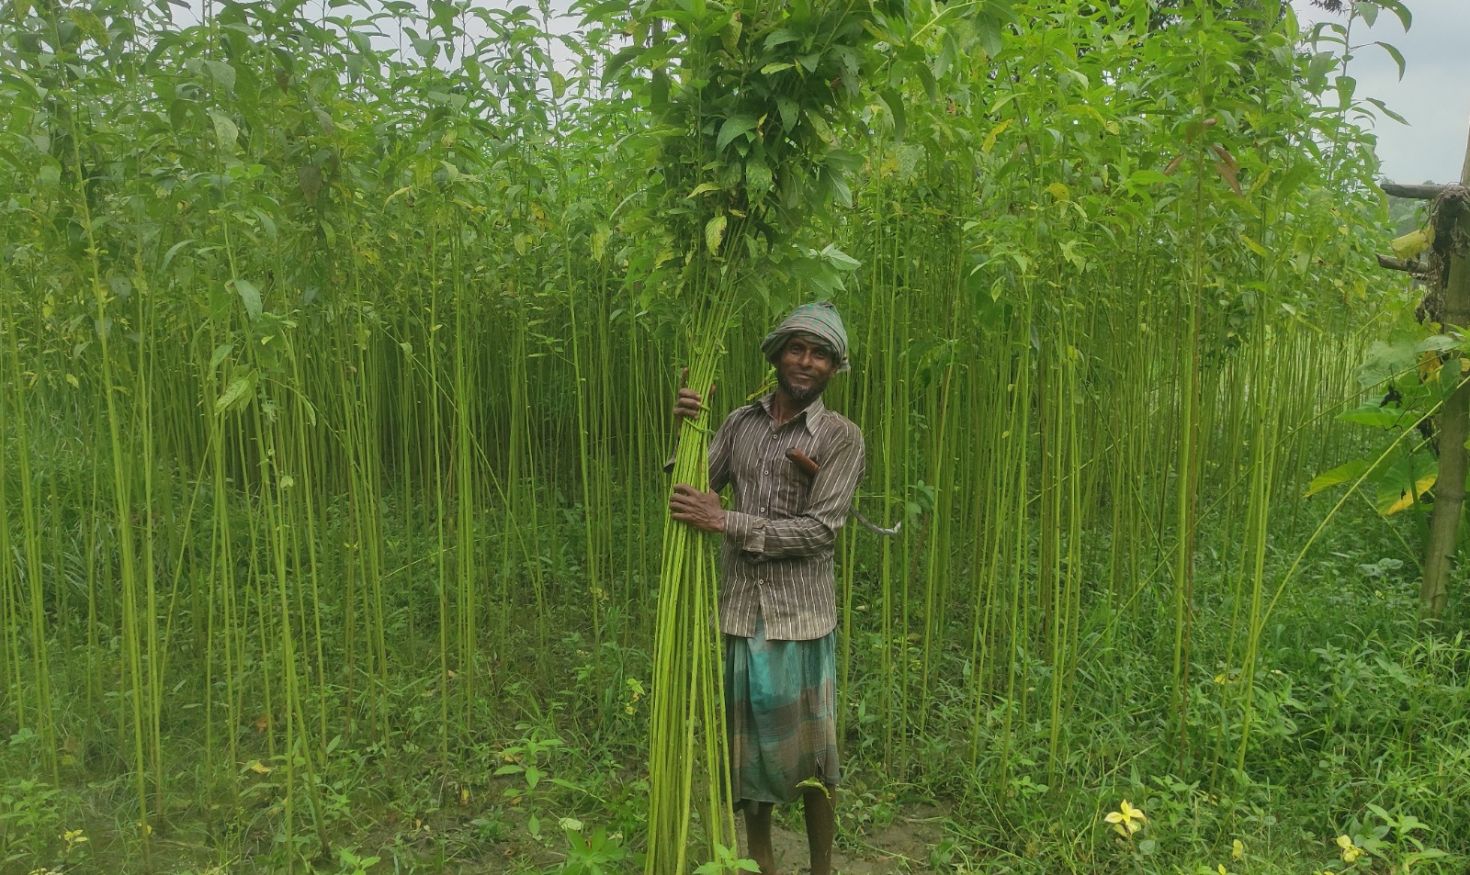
669,302,865,875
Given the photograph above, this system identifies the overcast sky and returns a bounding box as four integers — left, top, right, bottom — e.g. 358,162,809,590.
171,1,1464,183
505,1,1470,185
539,0,1469,184
1290,0,1470,184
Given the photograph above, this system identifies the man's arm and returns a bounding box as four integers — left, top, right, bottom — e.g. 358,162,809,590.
665,384,729,492
723,433,864,559
667,408,736,533
707,415,733,494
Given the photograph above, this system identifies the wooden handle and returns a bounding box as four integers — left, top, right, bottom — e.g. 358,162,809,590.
786,447,820,478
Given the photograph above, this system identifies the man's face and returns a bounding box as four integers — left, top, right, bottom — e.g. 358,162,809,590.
775,332,838,406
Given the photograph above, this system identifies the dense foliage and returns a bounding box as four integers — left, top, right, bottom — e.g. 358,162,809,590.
2,0,1463,872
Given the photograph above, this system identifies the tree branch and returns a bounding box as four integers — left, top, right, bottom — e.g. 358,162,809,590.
1382,182,1450,200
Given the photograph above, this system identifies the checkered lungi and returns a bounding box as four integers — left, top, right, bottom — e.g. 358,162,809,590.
723,615,840,806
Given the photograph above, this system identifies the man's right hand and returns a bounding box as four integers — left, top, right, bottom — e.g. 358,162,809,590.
673,387,706,422
673,368,714,423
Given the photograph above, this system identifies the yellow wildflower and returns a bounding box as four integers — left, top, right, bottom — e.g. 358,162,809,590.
1104,799,1147,838
1336,834,1362,864
1231,838,1243,861
63,829,88,847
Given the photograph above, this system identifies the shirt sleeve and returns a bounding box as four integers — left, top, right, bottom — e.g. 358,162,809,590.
708,418,733,494
724,430,864,559
665,415,735,494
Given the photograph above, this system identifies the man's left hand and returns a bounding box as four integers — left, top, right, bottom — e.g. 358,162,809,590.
669,485,726,533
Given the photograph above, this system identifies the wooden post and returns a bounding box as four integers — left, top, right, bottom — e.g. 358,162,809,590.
1418,126,1470,619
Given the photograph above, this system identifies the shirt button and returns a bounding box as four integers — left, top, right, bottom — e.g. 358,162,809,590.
757,578,766,587
760,505,768,513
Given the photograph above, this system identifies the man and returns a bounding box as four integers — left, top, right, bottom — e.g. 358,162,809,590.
669,302,865,875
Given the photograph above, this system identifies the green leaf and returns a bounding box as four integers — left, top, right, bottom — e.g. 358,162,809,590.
1306,51,1336,87
209,343,234,372
1358,338,1420,388
721,14,742,55
1379,0,1411,29
716,114,758,153
806,112,835,144
1390,227,1432,259
204,59,236,93
880,89,905,137
1402,850,1449,866
36,161,61,187
764,28,798,49
1373,41,1406,80
1366,97,1408,125
686,182,720,198
214,371,257,415
745,158,772,198
602,45,640,85
1415,334,1459,354
759,62,794,75
1059,239,1086,270
820,244,860,271
1376,453,1437,515
824,167,852,208
1338,405,1410,429
650,70,669,112
776,97,799,132
209,111,239,151
1306,458,1371,497
234,279,262,320
705,214,727,255
975,11,1005,57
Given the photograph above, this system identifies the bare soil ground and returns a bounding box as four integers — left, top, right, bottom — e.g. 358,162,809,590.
759,805,947,874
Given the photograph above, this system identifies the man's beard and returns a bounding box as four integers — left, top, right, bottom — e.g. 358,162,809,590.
777,371,828,406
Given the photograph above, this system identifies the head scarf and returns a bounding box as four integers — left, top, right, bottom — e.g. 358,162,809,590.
759,302,851,372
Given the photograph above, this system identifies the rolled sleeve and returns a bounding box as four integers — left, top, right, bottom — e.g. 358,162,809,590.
723,510,765,554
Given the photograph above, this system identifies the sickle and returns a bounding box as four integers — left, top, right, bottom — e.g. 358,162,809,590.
785,448,901,537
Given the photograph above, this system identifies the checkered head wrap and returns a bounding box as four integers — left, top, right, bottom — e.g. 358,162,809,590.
759,302,850,372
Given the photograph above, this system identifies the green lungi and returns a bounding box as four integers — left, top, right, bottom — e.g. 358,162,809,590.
724,615,840,807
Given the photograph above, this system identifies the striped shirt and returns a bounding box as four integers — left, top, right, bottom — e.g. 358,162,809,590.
710,393,865,641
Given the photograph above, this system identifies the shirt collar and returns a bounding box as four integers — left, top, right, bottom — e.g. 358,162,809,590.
758,392,827,436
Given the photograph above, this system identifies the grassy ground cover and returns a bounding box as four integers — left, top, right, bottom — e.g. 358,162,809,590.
4,498,1467,873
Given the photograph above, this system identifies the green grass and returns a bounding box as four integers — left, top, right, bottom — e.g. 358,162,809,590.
3,486,1467,873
